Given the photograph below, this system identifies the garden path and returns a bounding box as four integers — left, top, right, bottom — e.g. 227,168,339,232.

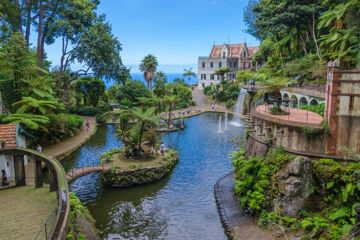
43,116,96,159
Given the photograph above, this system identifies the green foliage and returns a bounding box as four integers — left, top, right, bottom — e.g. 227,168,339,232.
300,103,325,116
302,124,330,138
69,107,103,116
74,76,106,107
269,106,289,115
232,147,293,215
115,80,151,106
226,99,236,108
100,148,123,164
153,71,167,97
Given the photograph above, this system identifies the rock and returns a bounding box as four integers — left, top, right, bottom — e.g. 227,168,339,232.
278,156,316,217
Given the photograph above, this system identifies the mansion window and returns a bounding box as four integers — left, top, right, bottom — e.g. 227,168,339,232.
249,63,251,68
217,75,220,80
202,62,205,68
233,62,237,68
210,62,213,68
219,62,222,67
223,51,226,59
243,62,246,69
201,74,207,80
210,74,214,80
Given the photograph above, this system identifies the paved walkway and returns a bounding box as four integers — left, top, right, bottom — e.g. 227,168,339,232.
214,173,274,240
43,116,96,159
0,186,57,240
256,105,323,125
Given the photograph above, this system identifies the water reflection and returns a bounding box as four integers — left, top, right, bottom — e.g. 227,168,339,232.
64,112,247,240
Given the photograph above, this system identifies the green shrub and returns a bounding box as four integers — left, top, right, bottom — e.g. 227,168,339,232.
100,148,123,164
95,114,106,124
226,99,236,108
69,107,103,116
269,106,289,115
300,103,325,116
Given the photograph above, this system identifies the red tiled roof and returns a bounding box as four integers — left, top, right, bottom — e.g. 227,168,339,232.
210,45,223,58
210,43,257,58
0,124,18,148
248,46,259,57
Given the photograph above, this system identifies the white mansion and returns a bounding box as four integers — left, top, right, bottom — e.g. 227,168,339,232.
197,43,259,89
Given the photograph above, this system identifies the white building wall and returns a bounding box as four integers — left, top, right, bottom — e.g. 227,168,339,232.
0,155,15,180
18,134,28,165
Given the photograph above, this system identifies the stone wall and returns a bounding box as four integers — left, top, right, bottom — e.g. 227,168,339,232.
248,113,328,156
102,155,178,187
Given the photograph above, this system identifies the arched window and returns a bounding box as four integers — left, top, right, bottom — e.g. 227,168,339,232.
223,51,226,59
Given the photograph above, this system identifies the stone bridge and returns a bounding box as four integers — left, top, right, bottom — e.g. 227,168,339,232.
66,165,109,183
280,88,325,108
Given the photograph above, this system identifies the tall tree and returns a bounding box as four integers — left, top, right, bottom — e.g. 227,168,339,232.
182,68,196,86
139,54,158,90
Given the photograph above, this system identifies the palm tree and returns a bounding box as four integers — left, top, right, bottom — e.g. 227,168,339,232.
139,54,158,90
103,106,160,157
215,67,231,86
163,95,179,125
129,107,159,155
183,68,196,86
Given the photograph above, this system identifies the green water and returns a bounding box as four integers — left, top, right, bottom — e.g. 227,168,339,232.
63,112,247,240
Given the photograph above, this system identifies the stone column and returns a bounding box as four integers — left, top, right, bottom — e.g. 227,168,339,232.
14,155,26,186
48,168,58,192
34,157,43,188
325,61,340,154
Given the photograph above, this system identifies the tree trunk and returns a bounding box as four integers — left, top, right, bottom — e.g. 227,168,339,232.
168,105,172,126
138,123,145,156
311,13,322,61
37,0,43,67
25,0,32,45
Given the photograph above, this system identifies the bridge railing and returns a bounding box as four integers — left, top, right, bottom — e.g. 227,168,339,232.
0,148,70,240
34,208,57,240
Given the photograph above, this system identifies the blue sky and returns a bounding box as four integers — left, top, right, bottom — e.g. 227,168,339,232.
41,0,259,73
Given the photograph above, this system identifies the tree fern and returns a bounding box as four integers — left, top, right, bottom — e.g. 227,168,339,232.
3,113,49,130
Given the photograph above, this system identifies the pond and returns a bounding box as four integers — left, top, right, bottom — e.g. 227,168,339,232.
63,112,247,240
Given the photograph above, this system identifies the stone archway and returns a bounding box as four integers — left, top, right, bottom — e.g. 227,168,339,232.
310,99,318,106
290,95,298,108
283,93,289,107
299,97,308,108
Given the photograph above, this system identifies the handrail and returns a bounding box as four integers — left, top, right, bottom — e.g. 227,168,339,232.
0,147,70,240
34,208,57,240
348,228,360,240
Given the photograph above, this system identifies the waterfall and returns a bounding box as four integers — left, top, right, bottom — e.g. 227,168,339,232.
224,111,228,130
217,116,223,133
234,88,248,114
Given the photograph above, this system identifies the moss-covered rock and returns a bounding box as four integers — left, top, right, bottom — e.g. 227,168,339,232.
102,150,179,187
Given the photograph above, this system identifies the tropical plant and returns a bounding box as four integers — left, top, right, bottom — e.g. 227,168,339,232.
115,80,151,107
139,54,158,90
215,67,231,85
162,95,179,125
12,97,59,114
182,68,196,86
153,71,167,97
3,113,49,131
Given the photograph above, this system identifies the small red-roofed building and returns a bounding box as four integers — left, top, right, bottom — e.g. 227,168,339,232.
0,124,32,183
